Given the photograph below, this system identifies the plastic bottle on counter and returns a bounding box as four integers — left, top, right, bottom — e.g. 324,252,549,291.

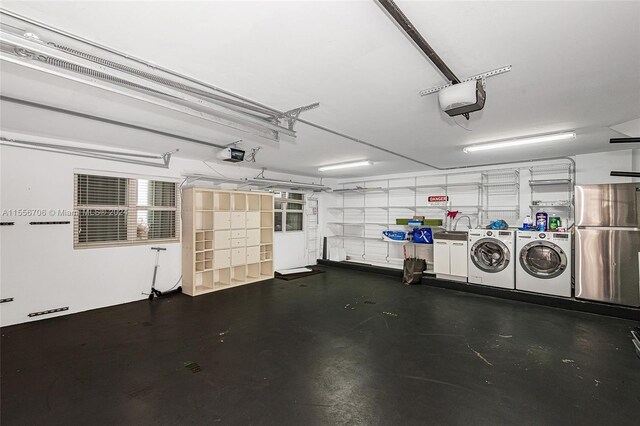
535,211,548,231
522,215,533,230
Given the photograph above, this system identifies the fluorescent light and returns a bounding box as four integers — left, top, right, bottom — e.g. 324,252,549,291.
318,161,373,172
463,132,576,153
246,177,330,190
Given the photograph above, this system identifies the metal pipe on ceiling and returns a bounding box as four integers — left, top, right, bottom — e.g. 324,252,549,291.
1,95,228,150
294,118,436,168
0,137,173,168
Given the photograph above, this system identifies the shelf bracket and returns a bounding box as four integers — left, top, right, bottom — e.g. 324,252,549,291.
278,102,320,131
419,65,512,96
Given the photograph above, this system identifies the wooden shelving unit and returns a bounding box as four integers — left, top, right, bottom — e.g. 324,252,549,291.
182,188,274,296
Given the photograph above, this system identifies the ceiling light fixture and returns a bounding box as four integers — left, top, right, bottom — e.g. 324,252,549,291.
463,132,576,153
318,161,373,172
246,178,331,191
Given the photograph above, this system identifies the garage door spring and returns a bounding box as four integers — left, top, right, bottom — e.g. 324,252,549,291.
49,42,193,90
38,52,169,96
9,42,165,96
47,42,275,116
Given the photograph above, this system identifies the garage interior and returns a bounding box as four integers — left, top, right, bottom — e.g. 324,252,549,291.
1,1,639,424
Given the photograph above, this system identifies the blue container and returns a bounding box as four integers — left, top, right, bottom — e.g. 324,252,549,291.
535,211,548,231
412,227,433,244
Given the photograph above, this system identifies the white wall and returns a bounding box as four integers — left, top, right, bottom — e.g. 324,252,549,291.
574,149,635,184
273,232,307,270
0,138,319,326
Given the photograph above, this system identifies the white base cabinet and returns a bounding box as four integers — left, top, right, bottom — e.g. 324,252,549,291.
182,189,274,296
433,238,468,280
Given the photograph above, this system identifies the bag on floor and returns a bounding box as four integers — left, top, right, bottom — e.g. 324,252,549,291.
403,257,426,285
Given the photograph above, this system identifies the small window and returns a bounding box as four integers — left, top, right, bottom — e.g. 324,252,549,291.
74,174,179,248
286,211,303,231
274,212,283,232
274,192,304,232
136,179,177,241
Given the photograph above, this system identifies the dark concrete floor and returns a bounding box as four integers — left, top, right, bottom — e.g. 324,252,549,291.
1,266,639,425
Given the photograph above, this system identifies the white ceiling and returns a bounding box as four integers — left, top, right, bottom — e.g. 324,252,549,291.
1,1,639,178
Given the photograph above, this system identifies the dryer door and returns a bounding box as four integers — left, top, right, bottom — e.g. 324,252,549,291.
470,238,511,273
519,241,567,279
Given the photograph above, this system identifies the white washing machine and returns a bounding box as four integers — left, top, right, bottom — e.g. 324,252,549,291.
515,231,572,297
468,229,515,289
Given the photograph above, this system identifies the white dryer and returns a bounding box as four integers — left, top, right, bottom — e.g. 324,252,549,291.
516,231,572,297
468,229,515,289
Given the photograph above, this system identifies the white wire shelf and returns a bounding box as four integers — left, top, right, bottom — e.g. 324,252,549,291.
529,179,572,186
334,187,387,194
335,182,486,193
328,235,385,241
327,205,482,212
481,206,520,211
328,235,437,246
327,222,445,227
327,206,421,210
529,163,573,174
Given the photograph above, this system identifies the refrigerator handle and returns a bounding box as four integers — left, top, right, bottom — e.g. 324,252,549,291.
637,188,640,226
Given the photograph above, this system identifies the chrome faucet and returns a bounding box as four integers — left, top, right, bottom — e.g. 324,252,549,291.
453,215,473,231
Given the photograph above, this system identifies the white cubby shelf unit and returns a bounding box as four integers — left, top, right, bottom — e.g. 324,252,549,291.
182,188,274,296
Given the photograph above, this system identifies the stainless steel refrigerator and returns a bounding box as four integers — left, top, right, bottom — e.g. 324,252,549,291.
575,183,640,306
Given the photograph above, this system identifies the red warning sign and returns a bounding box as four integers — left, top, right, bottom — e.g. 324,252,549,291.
427,195,449,203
